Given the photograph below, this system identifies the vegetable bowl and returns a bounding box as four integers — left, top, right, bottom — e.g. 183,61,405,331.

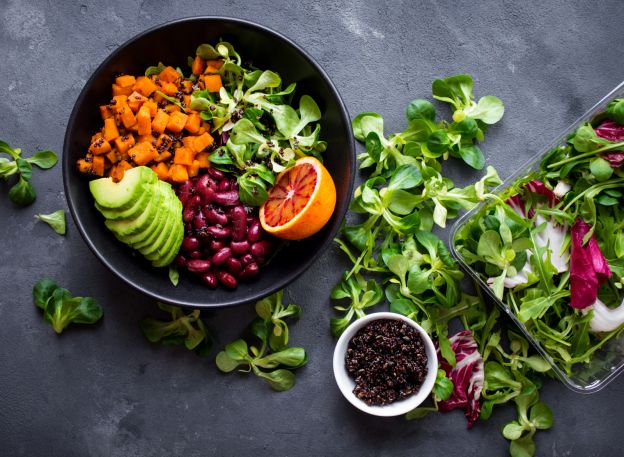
450,81,624,393
63,17,355,308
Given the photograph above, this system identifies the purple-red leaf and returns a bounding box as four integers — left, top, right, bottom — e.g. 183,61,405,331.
602,152,624,168
596,121,624,168
595,120,624,142
570,219,612,309
589,238,612,283
506,194,526,217
437,330,484,428
525,180,559,206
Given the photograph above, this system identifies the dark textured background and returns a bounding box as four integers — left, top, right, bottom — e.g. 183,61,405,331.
1,1,623,456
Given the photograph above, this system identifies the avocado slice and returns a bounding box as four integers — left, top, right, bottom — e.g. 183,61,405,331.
152,209,184,267
95,182,155,221
140,193,179,260
104,186,164,238
89,166,157,211
130,187,174,250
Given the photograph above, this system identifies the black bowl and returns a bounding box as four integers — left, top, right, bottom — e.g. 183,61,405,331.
63,17,355,308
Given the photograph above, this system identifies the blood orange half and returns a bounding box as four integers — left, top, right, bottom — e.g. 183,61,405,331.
260,157,337,240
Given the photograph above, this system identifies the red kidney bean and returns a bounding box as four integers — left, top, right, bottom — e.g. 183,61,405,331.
193,212,206,230
187,259,212,273
216,180,231,192
210,239,225,252
230,206,247,241
183,195,201,222
230,240,250,255
225,257,243,276
211,247,232,266
201,272,218,288
239,262,260,280
177,181,194,206
197,184,215,204
217,270,237,289
250,240,272,259
183,206,195,224
212,190,240,206
241,253,255,265
196,229,211,244
203,207,229,226
206,226,232,239
247,220,261,243
181,236,199,252
189,250,203,259
196,174,214,192
207,167,225,180
187,194,201,207
175,254,187,268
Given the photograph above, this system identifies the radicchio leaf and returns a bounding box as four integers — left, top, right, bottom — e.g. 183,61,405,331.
525,180,559,206
595,120,624,142
506,180,559,219
506,194,526,217
596,121,624,168
602,152,624,168
437,330,484,428
570,219,612,309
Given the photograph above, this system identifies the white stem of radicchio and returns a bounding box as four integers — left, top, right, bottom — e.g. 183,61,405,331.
584,298,624,333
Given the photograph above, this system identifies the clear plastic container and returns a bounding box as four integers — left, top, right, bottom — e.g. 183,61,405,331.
449,81,624,393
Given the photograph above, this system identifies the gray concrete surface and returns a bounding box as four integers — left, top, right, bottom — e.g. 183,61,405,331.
1,0,623,455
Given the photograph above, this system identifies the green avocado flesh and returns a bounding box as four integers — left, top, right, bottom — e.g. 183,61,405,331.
90,166,184,268
89,166,157,210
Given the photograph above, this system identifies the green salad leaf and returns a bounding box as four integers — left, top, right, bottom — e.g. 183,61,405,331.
216,291,306,391
0,140,57,206
140,303,212,356
35,209,66,235
32,278,103,334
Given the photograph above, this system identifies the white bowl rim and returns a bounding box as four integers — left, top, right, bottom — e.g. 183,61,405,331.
332,312,438,417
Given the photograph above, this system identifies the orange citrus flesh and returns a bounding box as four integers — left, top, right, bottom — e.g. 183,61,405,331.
260,156,336,240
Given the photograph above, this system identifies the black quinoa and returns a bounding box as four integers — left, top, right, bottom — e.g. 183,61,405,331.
345,319,428,406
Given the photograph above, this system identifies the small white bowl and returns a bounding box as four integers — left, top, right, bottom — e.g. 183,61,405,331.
333,312,438,417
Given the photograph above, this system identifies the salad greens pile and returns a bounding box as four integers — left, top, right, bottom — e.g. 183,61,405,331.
454,109,624,376
332,75,554,456
33,278,103,334
216,291,307,391
355,74,503,177
140,302,213,356
178,43,325,206
0,139,58,206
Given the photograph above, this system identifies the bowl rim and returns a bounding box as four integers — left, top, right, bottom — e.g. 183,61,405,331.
62,16,355,308
332,312,438,417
